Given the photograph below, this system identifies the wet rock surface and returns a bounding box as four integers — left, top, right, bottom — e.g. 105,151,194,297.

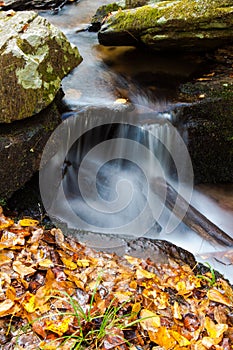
0,10,82,123
0,0,75,11
175,45,233,183
98,0,233,52
0,94,62,199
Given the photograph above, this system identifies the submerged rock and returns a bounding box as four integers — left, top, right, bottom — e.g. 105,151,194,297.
98,0,233,51
0,10,82,123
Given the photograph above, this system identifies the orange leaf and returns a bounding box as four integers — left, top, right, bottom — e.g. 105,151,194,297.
148,327,177,350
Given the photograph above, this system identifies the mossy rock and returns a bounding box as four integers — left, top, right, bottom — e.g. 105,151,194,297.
90,0,168,31
98,0,233,51
174,45,233,183
0,10,82,123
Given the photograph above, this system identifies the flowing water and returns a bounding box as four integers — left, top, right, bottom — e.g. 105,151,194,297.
40,1,233,282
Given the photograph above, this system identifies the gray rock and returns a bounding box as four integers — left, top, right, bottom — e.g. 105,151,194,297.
0,93,62,199
98,0,233,51
0,10,82,123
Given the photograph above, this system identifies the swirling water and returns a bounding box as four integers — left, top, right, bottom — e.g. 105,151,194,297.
40,1,233,282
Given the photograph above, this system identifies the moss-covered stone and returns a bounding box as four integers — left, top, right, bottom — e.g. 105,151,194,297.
98,0,233,51
0,10,82,123
174,45,233,183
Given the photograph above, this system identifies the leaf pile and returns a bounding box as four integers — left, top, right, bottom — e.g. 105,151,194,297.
0,207,233,349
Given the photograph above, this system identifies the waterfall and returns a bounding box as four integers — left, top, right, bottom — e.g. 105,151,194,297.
40,102,194,247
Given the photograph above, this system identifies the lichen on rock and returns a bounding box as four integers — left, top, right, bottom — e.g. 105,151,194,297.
98,0,233,51
0,10,82,123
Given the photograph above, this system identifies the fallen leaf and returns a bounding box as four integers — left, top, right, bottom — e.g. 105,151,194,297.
148,327,177,349
19,219,39,227
0,299,14,316
45,317,71,336
13,261,36,278
136,268,156,280
207,288,233,307
170,330,190,346
205,316,228,338
140,309,161,330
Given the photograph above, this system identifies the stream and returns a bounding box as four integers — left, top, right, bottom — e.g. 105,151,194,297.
39,0,233,282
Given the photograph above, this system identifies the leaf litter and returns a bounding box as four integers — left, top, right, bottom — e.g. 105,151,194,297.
0,207,232,349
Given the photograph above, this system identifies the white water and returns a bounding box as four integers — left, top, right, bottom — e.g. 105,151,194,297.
40,2,233,283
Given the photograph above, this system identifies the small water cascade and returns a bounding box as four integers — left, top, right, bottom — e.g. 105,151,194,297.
39,2,233,283
40,104,192,235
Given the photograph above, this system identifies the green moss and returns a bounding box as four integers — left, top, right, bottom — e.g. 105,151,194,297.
111,6,161,31
0,10,82,122
107,0,233,32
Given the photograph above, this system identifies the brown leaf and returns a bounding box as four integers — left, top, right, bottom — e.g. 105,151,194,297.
207,288,233,307
13,261,36,279
0,299,14,317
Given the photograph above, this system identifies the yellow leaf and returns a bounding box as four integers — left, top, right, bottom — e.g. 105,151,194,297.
39,341,57,350
39,259,54,268
45,317,71,336
76,259,90,268
0,219,14,230
23,294,36,313
19,219,39,227
204,316,228,338
131,302,141,316
136,268,155,280
170,331,190,346
140,309,161,330
0,299,14,316
124,255,141,266
173,301,182,320
129,280,137,289
61,257,77,270
6,286,16,301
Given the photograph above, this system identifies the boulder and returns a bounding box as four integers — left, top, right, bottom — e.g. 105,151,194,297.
90,0,167,32
0,10,82,123
0,93,62,199
174,45,233,183
98,0,233,51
